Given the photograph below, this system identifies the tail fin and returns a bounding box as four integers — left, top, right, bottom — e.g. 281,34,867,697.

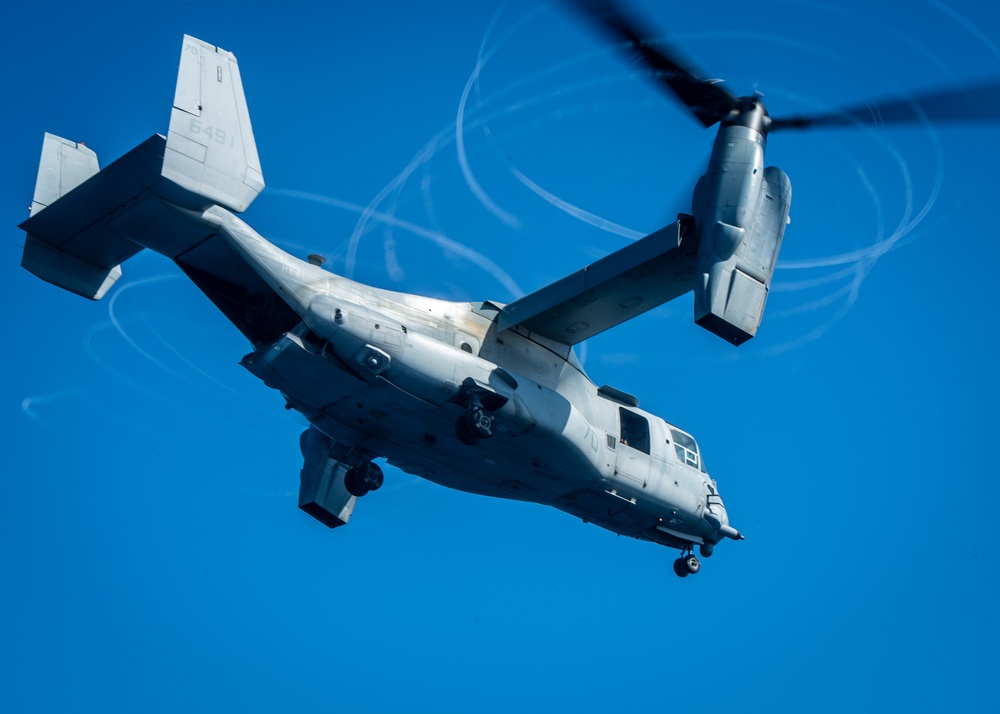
28,134,100,216
162,35,263,212
20,134,132,299
19,35,263,300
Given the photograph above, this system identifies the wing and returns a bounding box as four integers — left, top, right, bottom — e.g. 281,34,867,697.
498,218,699,345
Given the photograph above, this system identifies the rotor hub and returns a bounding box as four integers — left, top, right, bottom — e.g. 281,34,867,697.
721,96,772,134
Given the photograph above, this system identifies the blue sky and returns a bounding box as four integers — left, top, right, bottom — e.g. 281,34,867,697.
3,0,998,711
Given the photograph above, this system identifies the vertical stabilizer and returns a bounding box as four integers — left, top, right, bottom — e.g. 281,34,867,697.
20,34,265,301
162,36,264,212
29,134,100,217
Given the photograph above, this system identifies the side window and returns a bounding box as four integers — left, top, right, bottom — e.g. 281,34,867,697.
670,428,700,469
619,408,650,454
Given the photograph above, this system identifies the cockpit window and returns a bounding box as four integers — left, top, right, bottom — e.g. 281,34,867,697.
619,408,650,454
670,428,700,469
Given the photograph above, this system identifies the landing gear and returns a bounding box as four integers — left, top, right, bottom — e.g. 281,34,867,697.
344,461,384,498
672,552,701,578
454,379,505,446
455,406,494,445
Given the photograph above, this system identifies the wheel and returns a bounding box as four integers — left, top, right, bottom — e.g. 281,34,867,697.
455,413,481,445
361,462,384,492
344,467,370,498
471,410,493,438
672,558,689,578
684,554,701,575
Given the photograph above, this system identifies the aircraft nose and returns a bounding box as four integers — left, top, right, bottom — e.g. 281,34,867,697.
704,492,744,541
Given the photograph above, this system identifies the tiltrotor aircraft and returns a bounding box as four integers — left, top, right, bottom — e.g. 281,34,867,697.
20,1,1000,577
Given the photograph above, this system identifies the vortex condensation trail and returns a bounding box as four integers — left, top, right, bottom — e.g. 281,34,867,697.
346,4,658,281
106,275,193,383
21,388,106,422
451,2,958,353
108,276,278,411
94,0,986,391
274,188,524,298
85,275,297,419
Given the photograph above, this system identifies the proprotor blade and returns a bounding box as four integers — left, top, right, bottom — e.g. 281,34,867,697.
567,0,738,128
770,78,1000,131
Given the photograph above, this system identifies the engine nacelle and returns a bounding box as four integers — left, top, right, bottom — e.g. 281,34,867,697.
692,123,792,345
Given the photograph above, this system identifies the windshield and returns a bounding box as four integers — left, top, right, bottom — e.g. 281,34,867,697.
670,427,701,470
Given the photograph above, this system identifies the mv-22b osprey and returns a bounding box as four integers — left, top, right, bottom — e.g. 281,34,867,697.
20,2,998,577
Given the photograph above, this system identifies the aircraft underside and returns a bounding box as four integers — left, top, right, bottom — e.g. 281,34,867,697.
241,324,670,544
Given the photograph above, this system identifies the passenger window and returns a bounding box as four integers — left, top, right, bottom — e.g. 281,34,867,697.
669,428,699,469
619,408,650,454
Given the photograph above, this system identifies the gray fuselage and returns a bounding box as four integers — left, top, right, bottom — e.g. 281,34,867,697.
222,205,736,552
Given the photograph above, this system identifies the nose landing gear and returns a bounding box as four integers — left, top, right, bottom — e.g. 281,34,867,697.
672,551,701,578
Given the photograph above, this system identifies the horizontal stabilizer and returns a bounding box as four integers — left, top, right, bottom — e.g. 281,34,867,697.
21,133,120,299
498,218,700,345
19,135,167,299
